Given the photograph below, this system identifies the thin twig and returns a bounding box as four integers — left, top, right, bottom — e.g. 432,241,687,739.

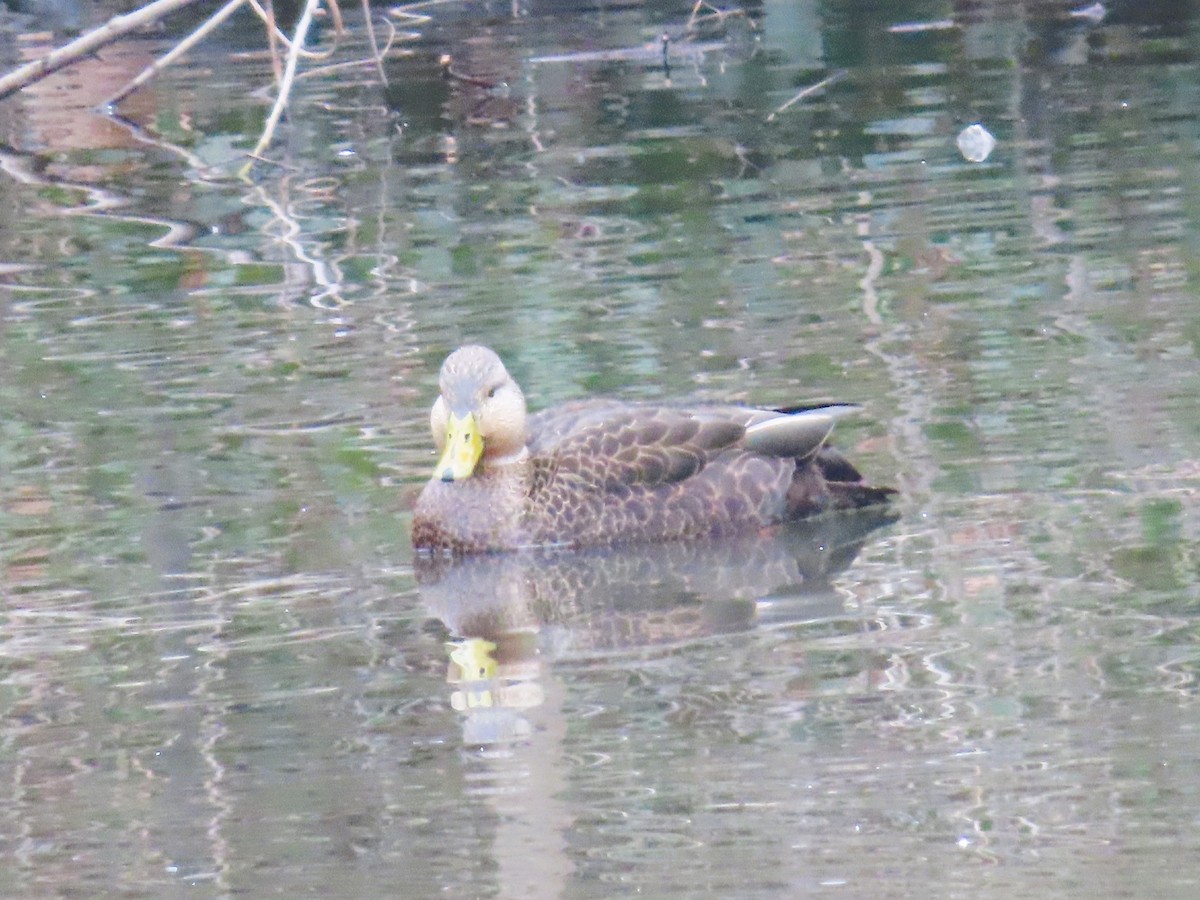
262,0,283,84
326,0,344,35
241,0,322,176
244,0,327,60
298,16,396,82
686,0,710,29
388,0,448,24
685,0,745,34
0,0,206,101
242,152,299,171
766,69,846,122
105,0,249,107
440,53,499,89
361,0,388,85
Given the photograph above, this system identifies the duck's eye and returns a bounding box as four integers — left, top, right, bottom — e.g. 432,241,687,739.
486,387,497,399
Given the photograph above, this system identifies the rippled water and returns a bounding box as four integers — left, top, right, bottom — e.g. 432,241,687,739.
1,0,1199,896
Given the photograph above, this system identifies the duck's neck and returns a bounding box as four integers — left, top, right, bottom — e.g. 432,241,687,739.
481,446,529,471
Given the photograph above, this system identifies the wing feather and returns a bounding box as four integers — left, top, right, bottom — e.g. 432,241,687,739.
529,405,746,492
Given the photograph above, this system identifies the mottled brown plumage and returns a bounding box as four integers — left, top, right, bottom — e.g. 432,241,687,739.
412,346,894,554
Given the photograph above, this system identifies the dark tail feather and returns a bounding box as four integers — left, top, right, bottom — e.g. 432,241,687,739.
814,447,865,483
826,480,898,509
817,448,896,509
786,447,896,518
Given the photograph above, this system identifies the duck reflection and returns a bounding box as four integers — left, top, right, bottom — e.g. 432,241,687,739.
418,510,895,898
420,508,898,699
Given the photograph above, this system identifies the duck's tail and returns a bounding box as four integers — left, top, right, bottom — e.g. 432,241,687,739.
786,447,896,517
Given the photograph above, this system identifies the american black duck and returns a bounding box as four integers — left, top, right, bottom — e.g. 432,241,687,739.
412,345,894,553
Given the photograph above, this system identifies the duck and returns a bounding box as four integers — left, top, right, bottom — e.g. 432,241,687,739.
411,345,895,554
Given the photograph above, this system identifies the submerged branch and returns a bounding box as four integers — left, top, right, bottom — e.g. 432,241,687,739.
766,69,847,122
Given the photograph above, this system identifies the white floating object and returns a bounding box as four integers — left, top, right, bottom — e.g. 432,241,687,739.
956,123,996,162
1069,3,1106,24
888,19,956,34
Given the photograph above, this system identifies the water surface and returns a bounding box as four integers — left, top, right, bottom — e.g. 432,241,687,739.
1,0,1198,896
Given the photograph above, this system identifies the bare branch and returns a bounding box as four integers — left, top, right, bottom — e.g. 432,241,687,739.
298,14,396,82
361,0,388,85
243,0,329,61
326,0,344,35
766,69,847,122
105,0,249,107
241,0,322,175
0,0,208,101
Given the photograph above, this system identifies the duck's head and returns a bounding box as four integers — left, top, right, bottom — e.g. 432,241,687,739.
429,345,528,482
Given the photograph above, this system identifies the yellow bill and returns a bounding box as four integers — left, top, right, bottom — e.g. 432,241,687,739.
435,411,484,481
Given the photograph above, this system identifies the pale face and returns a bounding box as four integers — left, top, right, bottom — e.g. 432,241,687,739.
429,346,527,479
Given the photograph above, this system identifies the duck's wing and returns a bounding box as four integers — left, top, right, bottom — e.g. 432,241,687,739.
529,405,747,491
526,399,631,453
527,403,846,493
